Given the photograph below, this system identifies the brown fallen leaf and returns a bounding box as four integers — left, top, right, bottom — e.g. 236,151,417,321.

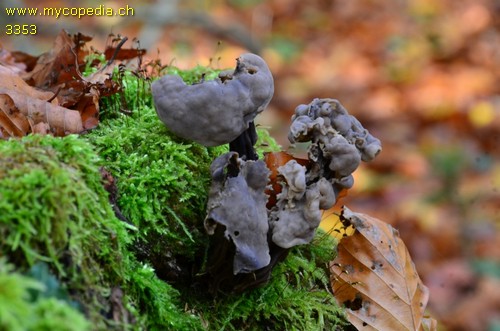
32,122,50,135
21,30,121,131
0,70,57,102
330,206,436,331
0,93,30,137
75,87,100,130
0,64,87,137
26,30,89,89
0,48,30,75
0,88,83,136
104,46,146,62
10,51,39,73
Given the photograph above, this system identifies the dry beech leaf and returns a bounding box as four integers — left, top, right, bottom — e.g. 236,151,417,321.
0,89,83,136
104,46,146,61
330,206,436,331
0,71,57,102
7,30,121,133
27,30,88,89
75,88,100,130
0,49,30,75
10,50,39,72
320,207,355,241
0,94,30,137
32,121,50,135
0,69,83,137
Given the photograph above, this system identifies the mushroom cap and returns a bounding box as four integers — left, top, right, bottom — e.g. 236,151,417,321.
151,53,274,146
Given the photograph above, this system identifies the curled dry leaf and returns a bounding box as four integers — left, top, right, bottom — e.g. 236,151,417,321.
0,89,83,136
104,46,146,61
0,94,30,138
0,67,84,137
0,48,32,75
26,30,88,89
21,30,121,131
0,71,56,101
330,206,436,331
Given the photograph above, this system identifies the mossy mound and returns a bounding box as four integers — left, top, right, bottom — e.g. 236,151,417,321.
0,134,202,330
0,66,347,330
0,259,90,331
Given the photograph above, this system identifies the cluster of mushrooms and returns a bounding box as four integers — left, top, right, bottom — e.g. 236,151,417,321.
152,53,381,293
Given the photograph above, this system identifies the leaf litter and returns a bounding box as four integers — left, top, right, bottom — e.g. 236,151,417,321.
0,30,144,138
330,206,437,330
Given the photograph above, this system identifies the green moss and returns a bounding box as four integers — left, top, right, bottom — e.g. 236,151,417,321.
0,259,90,331
256,126,282,158
0,134,126,283
163,64,222,84
0,134,203,330
83,105,227,265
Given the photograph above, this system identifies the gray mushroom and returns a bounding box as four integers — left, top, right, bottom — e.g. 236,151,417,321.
269,98,382,249
269,162,336,248
151,53,274,146
204,152,271,274
289,98,381,182
276,160,307,205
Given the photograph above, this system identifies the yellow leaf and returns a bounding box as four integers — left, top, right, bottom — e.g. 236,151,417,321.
320,207,355,241
468,101,495,128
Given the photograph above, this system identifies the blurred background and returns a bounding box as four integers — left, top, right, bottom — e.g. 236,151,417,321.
2,0,499,330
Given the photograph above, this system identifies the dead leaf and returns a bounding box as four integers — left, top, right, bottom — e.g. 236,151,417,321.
3,29,123,136
26,30,88,89
32,122,50,135
10,51,39,72
320,207,355,241
75,87,100,130
104,46,146,62
0,70,57,102
0,94,30,137
22,30,120,131
0,88,83,136
75,64,119,130
0,69,83,136
0,49,29,75
330,206,436,331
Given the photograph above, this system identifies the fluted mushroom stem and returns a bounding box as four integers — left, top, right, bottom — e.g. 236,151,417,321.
229,121,258,161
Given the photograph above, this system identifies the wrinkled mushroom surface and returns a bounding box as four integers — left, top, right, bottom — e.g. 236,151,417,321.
152,53,274,146
289,98,382,164
204,152,271,274
269,160,337,248
269,98,382,249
